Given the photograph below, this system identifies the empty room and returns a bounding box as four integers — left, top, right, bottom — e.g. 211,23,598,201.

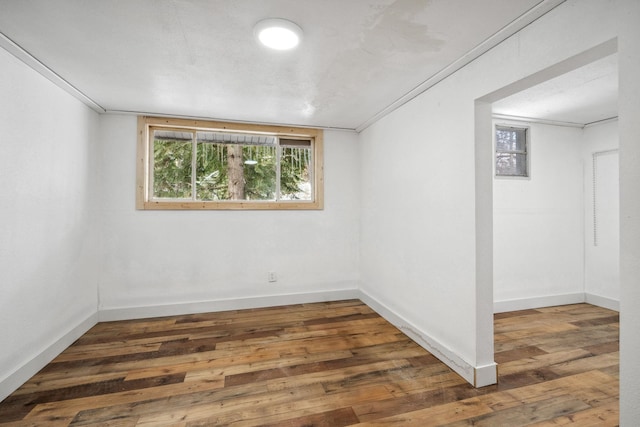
1,0,639,425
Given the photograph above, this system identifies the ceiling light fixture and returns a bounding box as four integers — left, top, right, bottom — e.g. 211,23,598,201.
254,18,303,50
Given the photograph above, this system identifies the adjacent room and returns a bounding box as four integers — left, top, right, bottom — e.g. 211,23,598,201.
1,0,638,425
492,52,620,313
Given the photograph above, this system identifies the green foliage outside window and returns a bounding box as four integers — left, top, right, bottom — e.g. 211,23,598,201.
152,135,311,201
153,140,193,198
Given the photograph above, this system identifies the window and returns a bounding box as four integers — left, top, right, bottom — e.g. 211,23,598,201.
495,125,528,177
137,116,323,210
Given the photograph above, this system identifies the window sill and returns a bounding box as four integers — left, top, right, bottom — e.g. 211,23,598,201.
141,200,323,210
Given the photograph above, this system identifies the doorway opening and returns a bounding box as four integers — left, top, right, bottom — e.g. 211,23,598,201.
474,38,619,387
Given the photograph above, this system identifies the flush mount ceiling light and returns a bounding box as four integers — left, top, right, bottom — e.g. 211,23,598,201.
254,18,303,50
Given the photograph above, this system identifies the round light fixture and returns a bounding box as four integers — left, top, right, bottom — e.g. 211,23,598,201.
254,18,303,50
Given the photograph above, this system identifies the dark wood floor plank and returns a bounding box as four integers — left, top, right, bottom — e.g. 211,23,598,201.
0,301,619,426
494,308,541,320
352,380,493,421
257,407,360,427
443,394,591,426
17,377,227,421
528,400,619,427
494,345,548,364
354,397,494,426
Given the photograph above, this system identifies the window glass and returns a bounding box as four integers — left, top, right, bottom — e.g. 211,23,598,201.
496,152,527,176
195,132,278,201
495,126,528,177
280,139,312,201
496,127,526,152
153,130,193,198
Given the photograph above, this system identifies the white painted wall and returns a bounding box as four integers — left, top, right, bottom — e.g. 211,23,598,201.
582,121,619,307
618,1,640,421
493,122,584,309
360,79,480,379
493,119,621,313
0,48,99,398
97,115,360,317
360,0,631,390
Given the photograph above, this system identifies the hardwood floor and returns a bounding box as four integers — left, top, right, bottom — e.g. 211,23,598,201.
0,300,619,426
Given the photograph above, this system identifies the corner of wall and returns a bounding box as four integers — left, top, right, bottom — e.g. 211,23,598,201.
358,289,494,387
494,293,586,313
585,293,620,311
0,312,98,402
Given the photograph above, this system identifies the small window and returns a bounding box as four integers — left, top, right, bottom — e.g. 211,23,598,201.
137,117,323,210
495,125,528,177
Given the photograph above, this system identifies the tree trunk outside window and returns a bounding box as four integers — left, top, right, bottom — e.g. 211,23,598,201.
227,145,245,200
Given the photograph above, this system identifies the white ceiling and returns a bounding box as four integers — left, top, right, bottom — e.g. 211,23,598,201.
0,0,614,131
493,53,618,126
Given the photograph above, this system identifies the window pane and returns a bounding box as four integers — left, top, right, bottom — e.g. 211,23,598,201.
496,153,527,176
242,145,277,200
153,131,193,199
496,127,526,152
195,142,228,200
196,131,277,201
280,146,312,200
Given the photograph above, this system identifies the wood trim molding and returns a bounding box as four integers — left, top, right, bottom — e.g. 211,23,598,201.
136,116,324,210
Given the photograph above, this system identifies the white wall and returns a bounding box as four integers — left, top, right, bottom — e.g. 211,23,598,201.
360,0,629,389
493,122,584,310
97,115,361,318
359,66,485,384
0,48,100,399
617,1,640,421
493,119,621,313
582,121,619,308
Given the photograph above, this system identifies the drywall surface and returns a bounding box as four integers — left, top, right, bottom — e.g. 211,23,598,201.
618,0,640,422
97,115,360,313
360,80,480,367
493,122,584,304
360,0,626,384
582,121,619,305
0,48,99,395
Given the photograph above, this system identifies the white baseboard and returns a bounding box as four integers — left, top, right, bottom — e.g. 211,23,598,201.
475,362,498,388
585,293,620,311
359,289,494,387
99,288,361,322
0,312,98,402
494,293,585,313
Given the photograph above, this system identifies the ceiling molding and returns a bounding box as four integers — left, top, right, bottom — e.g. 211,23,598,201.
585,116,619,128
492,114,619,129
492,113,585,128
0,31,105,113
355,0,567,133
104,110,358,133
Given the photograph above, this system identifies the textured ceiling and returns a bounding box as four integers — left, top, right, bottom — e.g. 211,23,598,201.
493,53,618,126
0,0,612,131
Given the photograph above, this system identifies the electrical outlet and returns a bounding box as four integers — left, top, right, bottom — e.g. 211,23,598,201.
268,271,277,282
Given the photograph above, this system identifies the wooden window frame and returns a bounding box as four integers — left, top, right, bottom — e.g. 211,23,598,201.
137,116,324,210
